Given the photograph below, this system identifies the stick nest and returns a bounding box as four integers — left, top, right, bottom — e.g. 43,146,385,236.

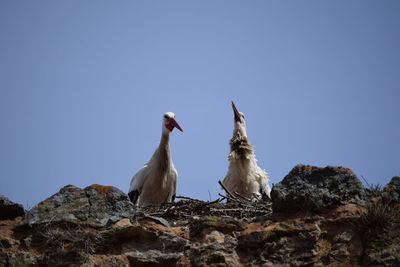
139,197,272,222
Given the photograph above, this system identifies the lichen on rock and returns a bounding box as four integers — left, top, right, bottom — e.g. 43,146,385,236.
271,165,366,213
21,184,135,227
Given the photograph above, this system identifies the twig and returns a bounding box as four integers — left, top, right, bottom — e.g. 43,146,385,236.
160,205,176,216
202,198,223,206
218,194,254,208
210,208,272,214
361,175,371,188
218,193,240,203
218,180,239,201
175,195,203,202
218,194,227,201
233,191,252,202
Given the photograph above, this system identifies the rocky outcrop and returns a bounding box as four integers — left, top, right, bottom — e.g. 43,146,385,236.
1,165,399,266
0,195,24,220
271,165,366,213
21,184,135,227
3,202,396,267
383,176,400,202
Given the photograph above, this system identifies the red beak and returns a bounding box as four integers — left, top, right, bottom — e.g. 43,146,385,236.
169,117,183,132
231,101,241,122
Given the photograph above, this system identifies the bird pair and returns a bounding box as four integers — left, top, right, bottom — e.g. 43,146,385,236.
128,102,271,207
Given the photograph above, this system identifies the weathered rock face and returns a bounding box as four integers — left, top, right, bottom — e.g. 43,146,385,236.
383,176,400,202
0,195,24,220
21,184,135,227
271,165,366,213
1,168,399,266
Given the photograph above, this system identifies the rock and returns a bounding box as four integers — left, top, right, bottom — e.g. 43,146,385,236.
190,234,240,267
98,256,128,267
383,176,400,202
190,216,246,239
0,178,398,266
237,219,324,266
5,251,38,267
21,184,135,227
188,217,245,266
84,184,135,225
112,218,133,228
329,242,350,262
101,224,189,266
0,195,25,219
271,165,366,213
126,249,183,267
0,238,13,248
38,249,91,267
0,252,7,267
138,215,171,228
363,245,400,267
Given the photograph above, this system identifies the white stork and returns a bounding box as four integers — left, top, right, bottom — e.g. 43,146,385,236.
128,112,183,207
222,102,271,201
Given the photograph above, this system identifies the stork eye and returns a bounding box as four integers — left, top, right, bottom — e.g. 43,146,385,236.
241,114,245,119
164,115,169,119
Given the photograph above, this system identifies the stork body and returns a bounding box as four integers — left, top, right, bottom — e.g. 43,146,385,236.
129,112,183,207
222,102,271,200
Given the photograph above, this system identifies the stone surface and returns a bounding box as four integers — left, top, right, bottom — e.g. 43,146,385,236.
38,249,92,267
0,195,24,219
190,234,240,267
6,251,38,267
271,165,366,213
112,218,133,228
190,216,246,239
1,166,399,266
1,197,399,267
98,256,128,267
21,184,135,227
383,176,400,202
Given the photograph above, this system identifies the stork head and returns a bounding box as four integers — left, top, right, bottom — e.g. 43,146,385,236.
231,101,247,137
162,112,183,134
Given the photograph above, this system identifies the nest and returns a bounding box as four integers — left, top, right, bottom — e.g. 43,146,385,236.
139,196,272,222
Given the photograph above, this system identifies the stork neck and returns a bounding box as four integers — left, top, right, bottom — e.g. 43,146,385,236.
160,132,170,148
233,124,247,138
230,132,253,160
154,132,171,173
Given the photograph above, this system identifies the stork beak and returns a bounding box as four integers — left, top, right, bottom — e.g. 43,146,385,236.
231,101,241,122
169,117,183,132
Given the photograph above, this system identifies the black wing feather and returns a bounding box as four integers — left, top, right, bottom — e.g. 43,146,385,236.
128,190,140,205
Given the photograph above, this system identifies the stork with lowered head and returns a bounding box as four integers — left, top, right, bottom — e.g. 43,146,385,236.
129,112,183,207
222,102,271,201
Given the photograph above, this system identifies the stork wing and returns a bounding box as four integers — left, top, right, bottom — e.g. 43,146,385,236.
255,167,271,200
128,164,149,204
169,167,178,202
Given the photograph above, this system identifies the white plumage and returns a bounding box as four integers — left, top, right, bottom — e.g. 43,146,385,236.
128,112,183,207
222,102,271,200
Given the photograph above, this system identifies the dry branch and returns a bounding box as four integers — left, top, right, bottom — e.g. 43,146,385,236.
233,191,252,202
218,193,240,203
175,195,203,202
218,180,240,201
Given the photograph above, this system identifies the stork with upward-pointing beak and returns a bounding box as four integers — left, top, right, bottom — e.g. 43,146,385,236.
128,112,183,207
222,102,271,201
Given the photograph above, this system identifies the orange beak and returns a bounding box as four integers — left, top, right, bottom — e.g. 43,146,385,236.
169,117,183,132
231,101,241,122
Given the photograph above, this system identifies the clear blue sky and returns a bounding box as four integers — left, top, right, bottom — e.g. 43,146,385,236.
1,1,399,207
